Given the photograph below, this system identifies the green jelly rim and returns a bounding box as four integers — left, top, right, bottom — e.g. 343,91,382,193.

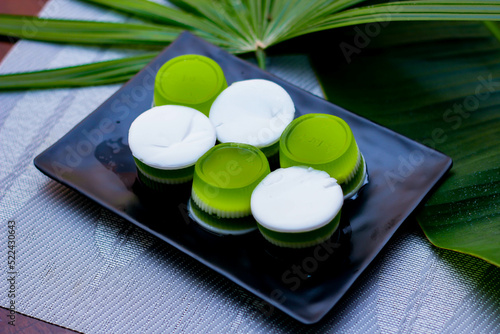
216,140,278,158
279,113,359,184
191,189,252,218
342,153,368,199
191,142,270,218
188,198,257,235
257,211,341,248
194,142,270,190
153,54,227,115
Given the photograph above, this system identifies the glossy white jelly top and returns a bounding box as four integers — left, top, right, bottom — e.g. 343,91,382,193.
128,105,216,170
251,166,343,232
209,79,295,148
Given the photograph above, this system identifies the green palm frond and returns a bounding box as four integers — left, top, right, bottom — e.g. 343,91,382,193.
299,1,500,36
1,0,499,60
0,53,157,90
0,14,235,48
81,0,239,46
81,0,205,26
0,15,184,45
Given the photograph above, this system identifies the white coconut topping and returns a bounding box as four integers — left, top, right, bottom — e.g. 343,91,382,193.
209,79,295,148
251,166,343,233
128,105,216,170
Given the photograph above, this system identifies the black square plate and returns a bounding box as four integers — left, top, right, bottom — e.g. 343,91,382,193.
34,31,452,324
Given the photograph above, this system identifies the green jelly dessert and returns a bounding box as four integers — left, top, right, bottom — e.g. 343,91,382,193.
154,54,227,116
279,113,367,199
128,105,216,189
209,79,295,157
191,143,270,220
251,166,343,248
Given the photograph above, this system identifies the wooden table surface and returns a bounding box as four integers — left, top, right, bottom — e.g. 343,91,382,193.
0,0,49,61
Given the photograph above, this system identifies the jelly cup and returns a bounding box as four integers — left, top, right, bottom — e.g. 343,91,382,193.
208,79,295,157
191,143,270,219
279,114,367,199
251,166,343,248
154,54,227,116
128,105,216,189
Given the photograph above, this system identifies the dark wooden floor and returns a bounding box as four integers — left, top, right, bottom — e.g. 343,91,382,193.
0,307,83,333
0,0,49,61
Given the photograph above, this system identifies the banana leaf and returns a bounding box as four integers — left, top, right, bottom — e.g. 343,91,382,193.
309,21,499,266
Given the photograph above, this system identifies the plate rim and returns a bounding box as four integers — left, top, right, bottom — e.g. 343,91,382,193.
33,31,453,324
